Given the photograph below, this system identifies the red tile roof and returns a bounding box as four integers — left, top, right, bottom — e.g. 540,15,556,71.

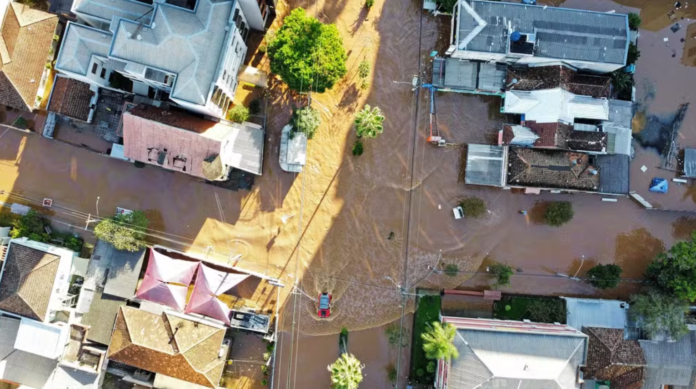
48,77,93,121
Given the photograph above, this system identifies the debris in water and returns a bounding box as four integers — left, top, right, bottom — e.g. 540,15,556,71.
671,23,681,32
388,232,394,240
641,165,648,172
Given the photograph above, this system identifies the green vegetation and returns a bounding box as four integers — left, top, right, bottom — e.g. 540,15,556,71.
358,60,370,79
586,264,623,289
360,80,370,90
435,0,457,13
494,296,567,323
0,212,17,228
544,201,574,227
444,263,459,277
646,232,696,300
630,289,689,340
459,197,486,218
385,323,409,348
328,353,364,389
354,105,385,138
249,99,262,115
364,0,374,9
411,294,441,384
611,70,633,100
627,42,640,65
292,106,321,139
258,43,267,53
422,322,459,362
228,105,249,123
94,211,149,252
628,13,641,30
267,8,347,93
12,116,28,130
490,263,513,288
11,210,49,242
352,140,364,156
427,361,436,373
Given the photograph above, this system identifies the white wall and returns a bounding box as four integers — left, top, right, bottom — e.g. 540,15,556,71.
451,50,623,74
237,0,265,31
171,96,221,118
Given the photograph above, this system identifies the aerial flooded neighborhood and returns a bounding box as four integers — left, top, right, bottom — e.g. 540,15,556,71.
0,0,694,387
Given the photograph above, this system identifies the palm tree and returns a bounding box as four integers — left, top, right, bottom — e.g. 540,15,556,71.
422,322,459,362
354,105,385,138
328,353,364,389
611,70,632,96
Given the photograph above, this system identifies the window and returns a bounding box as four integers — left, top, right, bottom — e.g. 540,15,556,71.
164,75,169,85
91,63,98,74
222,70,227,81
100,68,106,79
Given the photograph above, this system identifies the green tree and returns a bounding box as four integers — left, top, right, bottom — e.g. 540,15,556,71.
421,322,459,362
646,232,696,300
11,210,48,242
444,263,459,277
627,43,640,65
586,264,623,289
328,353,364,389
459,197,486,218
268,8,347,93
358,60,370,79
228,105,249,123
611,70,632,95
352,140,364,156
385,324,409,348
544,201,574,227
435,0,457,13
94,211,149,252
354,105,385,138
490,263,513,288
628,13,641,30
292,106,321,139
630,290,689,340
387,365,397,384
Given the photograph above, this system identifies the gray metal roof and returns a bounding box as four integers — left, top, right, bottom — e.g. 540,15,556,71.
110,0,234,105
640,330,696,389
597,154,629,194
72,0,153,23
684,149,696,178
432,58,505,92
449,328,587,389
604,125,632,156
465,144,507,187
52,366,99,389
444,59,478,90
478,62,506,91
56,22,113,76
604,99,634,129
562,297,628,331
81,287,124,345
457,1,628,65
0,316,58,388
91,240,146,299
220,122,265,175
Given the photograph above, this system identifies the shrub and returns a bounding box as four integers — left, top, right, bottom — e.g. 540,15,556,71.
435,0,457,13
263,352,271,361
388,366,397,384
459,197,486,218
627,42,640,65
628,13,641,30
385,323,409,348
266,342,275,352
360,80,370,90
258,43,267,53
11,210,48,241
358,60,370,79
444,263,458,277
630,289,689,340
354,105,385,138
261,365,269,374
586,264,623,289
352,140,364,156
416,368,425,377
261,379,268,386
228,105,249,123
490,263,513,288
365,0,374,8
341,327,349,337
426,361,436,373
292,106,321,139
65,235,84,253
646,232,696,300
544,201,574,227
527,299,567,323
267,9,347,93
94,211,149,252
249,99,262,115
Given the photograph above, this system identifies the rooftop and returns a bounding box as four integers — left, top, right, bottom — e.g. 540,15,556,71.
432,58,505,93
504,88,609,124
562,297,628,331
465,144,507,187
109,0,234,105
596,154,630,194
507,147,600,191
584,327,645,389
0,3,58,110
56,22,113,77
0,316,59,388
684,148,696,178
639,329,696,389
507,66,611,98
457,1,628,65
442,316,587,389
604,99,634,129
71,0,153,23
48,76,94,122
108,306,227,388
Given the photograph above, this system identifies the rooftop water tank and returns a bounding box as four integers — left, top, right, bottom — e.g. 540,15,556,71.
511,31,522,42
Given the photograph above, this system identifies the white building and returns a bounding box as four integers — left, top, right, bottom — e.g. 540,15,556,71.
449,0,629,73
57,0,266,118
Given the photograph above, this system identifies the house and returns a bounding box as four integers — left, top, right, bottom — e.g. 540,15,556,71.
562,297,629,332
107,306,229,388
683,148,696,178
0,3,58,111
464,144,507,187
638,327,696,389
584,327,646,389
435,316,588,389
506,66,611,98
0,238,101,389
47,76,96,123
121,104,265,180
279,125,308,172
431,58,506,95
503,88,609,124
449,1,629,73
58,0,265,118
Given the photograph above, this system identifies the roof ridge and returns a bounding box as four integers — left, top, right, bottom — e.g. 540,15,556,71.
554,337,585,388
0,70,33,110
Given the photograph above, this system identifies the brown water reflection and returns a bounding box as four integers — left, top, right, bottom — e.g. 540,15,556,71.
672,216,696,239
614,228,665,278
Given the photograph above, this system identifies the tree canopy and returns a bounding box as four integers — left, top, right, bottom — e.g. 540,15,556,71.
421,321,459,362
94,211,149,252
490,263,513,288
646,232,696,300
630,289,689,340
10,210,49,242
354,105,385,138
328,353,364,389
292,106,321,138
459,197,486,218
268,8,347,93
544,201,574,227
586,264,623,289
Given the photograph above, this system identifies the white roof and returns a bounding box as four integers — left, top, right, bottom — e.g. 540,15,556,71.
604,125,632,156
0,316,58,389
14,318,68,359
504,88,609,124
72,0,153,23
562,297,628,331
56,23,113,76
287,132,307,165
51,365,99,389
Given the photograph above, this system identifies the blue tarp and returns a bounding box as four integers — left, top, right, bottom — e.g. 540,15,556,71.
649,178,669,193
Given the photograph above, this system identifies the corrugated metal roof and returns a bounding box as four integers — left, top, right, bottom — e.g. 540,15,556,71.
444,59,478,90
478,62,506,91
684,149,696,178
95,241,146,299
603,125,632,156
563,297,628,331
0,316,58,389
220,122,265,176
597,154,629,194
457,1,628,65
640,331,696,389
51,366,99,389
465,144,507,187
604,99,634,129
504,88,609,124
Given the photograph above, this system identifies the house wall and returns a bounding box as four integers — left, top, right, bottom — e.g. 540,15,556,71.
451,50,623,74
75,14,110,31
170,97,221,118
237,0,266,31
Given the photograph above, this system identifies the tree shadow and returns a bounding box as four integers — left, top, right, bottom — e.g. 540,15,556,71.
614,228,665,279
338,83,361,112
350,6,369,36
528,201,550,225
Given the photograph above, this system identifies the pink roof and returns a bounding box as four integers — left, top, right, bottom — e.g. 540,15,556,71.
122,112,223,180
146,249,198,285
135,274,188,310
184,263,249,324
